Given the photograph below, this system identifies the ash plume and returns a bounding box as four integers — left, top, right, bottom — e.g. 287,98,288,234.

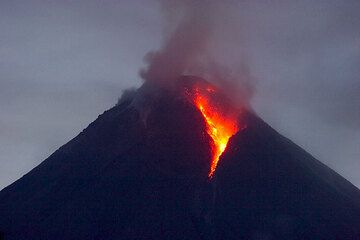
140,0,255,106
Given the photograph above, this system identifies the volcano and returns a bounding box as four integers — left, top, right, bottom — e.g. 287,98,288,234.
0,76,360,240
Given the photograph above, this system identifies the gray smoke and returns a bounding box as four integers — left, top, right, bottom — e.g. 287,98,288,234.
140,0,254,104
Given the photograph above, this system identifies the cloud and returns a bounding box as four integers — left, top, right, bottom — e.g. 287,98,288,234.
140,0,254,104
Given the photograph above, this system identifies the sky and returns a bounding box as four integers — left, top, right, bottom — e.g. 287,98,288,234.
0,0,359,190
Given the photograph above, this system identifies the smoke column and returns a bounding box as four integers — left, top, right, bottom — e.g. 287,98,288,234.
140,0,254,105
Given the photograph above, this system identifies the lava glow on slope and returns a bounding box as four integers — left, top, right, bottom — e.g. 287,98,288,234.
183,80,240,178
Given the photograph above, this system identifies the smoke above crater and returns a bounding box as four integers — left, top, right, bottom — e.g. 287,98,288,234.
140,0,254,106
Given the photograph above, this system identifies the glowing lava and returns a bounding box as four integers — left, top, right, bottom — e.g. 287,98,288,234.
184,81,240,178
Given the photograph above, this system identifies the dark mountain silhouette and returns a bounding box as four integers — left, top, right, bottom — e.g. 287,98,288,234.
1,77,360,240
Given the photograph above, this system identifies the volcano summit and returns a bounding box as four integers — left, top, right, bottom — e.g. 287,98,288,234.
0,76,360,240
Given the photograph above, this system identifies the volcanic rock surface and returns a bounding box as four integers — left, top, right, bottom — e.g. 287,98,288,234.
0,76,360,240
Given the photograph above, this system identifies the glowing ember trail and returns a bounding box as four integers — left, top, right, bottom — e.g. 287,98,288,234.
185,82,240,178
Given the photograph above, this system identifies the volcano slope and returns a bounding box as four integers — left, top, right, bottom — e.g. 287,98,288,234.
0,77,360,240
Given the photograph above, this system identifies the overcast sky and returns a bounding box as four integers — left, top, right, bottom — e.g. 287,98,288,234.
0,0,359,190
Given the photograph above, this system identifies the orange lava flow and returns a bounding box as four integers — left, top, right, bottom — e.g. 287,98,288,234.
192,87,239,178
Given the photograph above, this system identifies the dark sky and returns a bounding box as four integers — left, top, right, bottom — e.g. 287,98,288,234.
0,0,359,190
